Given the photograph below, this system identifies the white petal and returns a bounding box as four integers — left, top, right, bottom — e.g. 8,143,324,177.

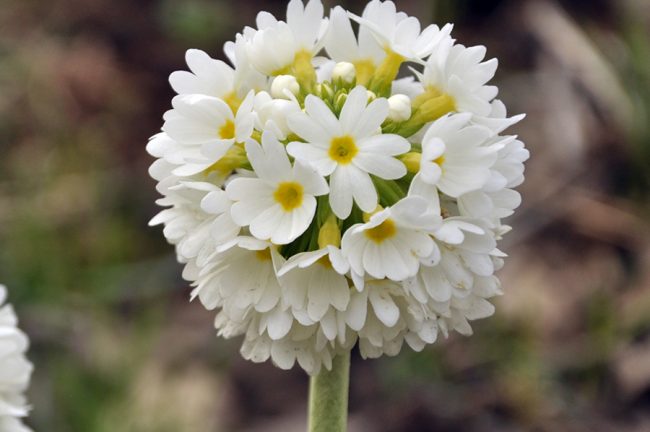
368,287,399,327
348,167,377,213
304,95,342,136
329,167,354,218
354,153,406,179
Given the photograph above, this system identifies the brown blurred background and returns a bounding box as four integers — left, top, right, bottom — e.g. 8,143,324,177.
1,0,650,431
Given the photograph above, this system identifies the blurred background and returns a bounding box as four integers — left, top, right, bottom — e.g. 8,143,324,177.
1,0,650,430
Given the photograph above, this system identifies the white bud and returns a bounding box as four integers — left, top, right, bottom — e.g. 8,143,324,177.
332,62,356,84
271,75,300,99
387,94,412,122
254,91,301,140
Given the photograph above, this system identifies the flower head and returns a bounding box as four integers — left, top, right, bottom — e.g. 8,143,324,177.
148,0,527,375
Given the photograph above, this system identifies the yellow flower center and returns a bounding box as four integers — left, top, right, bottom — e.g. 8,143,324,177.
223,92,241,113
434,155,445,166
218,119,236,140
328,135,358,165
364,219,397,243
317,255,333,269
273,182,304,211
255,249,272,261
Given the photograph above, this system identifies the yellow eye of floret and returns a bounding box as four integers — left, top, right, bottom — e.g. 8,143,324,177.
328,135,358,164
218,120,236,140
364,219,397,243
273,182,304,211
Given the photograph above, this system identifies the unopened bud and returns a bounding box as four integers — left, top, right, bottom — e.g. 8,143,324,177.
388,94,412,122
318,214,341,248
271,75,300,99
332,62,356,84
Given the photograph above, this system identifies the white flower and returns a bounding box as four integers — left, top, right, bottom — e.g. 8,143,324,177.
253,91,302,140
387,94,411,121
223,34,269,95
472,99,526,135
271,75,300,99
150,181,240,265
192,237,285,321
246,0,327,76
287,86,410,218
351,0,453,61
0,286,33,432
278,246,351,323
420,40,499,116
162,91,255,176
416,113,500,198
169,49,236,99
342,197,441,281
148,0,528,375
324,6,384,67
404,222,502,337
331,62,356,83
227,131,329,245
240,322,339,374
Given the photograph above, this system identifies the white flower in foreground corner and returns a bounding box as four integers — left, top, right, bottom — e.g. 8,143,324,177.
227,131,329,245
288,85,410,218
0,285,33,432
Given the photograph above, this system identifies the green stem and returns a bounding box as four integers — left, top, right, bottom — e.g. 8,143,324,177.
308,350,350,432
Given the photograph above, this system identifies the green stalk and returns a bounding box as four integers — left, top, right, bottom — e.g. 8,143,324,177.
307,350,350,432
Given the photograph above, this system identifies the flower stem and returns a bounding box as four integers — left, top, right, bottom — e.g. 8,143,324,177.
308,350,350,432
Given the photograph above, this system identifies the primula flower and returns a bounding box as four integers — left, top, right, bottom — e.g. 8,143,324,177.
227,131,329,244
147,0,528,376
0,285,33,432
287,85,410,218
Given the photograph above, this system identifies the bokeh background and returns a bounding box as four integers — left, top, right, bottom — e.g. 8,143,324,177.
1,0,650,430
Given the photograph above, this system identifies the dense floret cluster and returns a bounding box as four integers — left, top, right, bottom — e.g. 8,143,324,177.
148,0,528,374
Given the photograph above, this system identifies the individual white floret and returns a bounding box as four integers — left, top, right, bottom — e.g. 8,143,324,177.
227,131,329,245
287,86,410,218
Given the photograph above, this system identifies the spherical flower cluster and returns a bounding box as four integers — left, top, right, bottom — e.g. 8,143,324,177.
148,0,528,375
0,286,33,432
